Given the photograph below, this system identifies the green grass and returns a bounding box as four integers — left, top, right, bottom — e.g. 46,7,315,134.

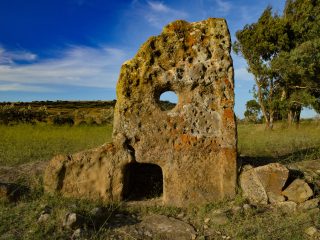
238,121,320,166
1,121,320,239
0,124,113,166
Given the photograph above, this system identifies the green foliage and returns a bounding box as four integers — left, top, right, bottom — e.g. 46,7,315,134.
244,99,261,123
52,114,75,126
0,104,48,125
234,0,320,127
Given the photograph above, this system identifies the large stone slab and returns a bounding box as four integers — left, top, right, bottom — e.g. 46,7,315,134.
44,18,237,206
240,163,289,204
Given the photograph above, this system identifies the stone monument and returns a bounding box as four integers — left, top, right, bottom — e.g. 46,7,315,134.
44,18,237,206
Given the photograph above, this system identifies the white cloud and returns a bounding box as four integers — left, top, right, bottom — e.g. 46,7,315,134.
234,67,254,83
132,0,188,28
0,83,55,92
215,0,232,14
0,47,37,65
0,45,129,91
147,1,170,12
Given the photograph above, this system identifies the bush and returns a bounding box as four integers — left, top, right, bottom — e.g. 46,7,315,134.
52,115,74,126
0,104,48,125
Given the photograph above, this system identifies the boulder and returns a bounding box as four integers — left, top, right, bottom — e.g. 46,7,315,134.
287,160,320,185
282,179,313,203
44,18,237,206
240,163,289,205
239,167,268,204
298,198,319,211
121,214,196,240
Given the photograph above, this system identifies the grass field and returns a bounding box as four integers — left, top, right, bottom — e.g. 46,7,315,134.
1,121,320,239
238,121,320,166
0,124,113,166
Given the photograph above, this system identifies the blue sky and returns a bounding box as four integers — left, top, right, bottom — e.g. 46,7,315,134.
0,0,316,118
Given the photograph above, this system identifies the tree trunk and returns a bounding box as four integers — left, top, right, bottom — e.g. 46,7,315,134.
294,105,301,128
255,77,272,130
288,110,293,125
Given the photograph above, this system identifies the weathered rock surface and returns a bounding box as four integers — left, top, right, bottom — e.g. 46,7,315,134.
116,214,196,240
63,212,85,229
282,179,313,203
44,18,237,206
239,163,289,205
274,201,297,214
304,226,319,237
209,210,229,225
287,159,320,187
298,198,319,211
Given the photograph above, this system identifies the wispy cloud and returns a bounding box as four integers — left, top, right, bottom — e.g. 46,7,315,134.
0,47,37,65
0,83,55,92
215,0,232,14
147,1,170,12
132,0,188,28
0,45,129,92
234,67,254,83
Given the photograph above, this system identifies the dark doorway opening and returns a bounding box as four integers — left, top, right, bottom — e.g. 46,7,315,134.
123,162,163,201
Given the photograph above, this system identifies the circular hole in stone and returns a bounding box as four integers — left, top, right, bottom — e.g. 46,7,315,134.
159,91,178,111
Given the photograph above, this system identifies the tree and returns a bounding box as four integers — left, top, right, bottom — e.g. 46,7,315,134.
233,7,289,129
271,0,320,125
235,0,320,127
244,99,261,123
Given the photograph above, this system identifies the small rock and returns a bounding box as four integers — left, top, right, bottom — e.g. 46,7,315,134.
298,198,319,211
243,204,252,213
282,179,313,203
144,230,152,237
305,226,318,236
203,225,208,229
177,212,185,219
136,214,196,240
242,164,253,171
231,206,242,215
38,213,50,223
191,233,197,240
204,218,210,224
274,201,297,214
210,210,229,225
63,213,84,229
71,228,82,239
41,205,52,214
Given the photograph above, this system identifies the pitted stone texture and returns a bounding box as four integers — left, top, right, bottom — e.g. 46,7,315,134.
44,142,133,201
44,18,237,206
113,18,236,206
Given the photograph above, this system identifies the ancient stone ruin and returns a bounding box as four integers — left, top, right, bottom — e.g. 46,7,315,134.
44,18,237,206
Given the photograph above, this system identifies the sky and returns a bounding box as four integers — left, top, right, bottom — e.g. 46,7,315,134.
0,0,317,118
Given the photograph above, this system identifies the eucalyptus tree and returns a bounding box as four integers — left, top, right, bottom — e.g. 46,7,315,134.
233,7,289,129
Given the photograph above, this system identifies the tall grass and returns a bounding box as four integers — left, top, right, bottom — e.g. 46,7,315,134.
0,124,113,166
238,121,320,165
